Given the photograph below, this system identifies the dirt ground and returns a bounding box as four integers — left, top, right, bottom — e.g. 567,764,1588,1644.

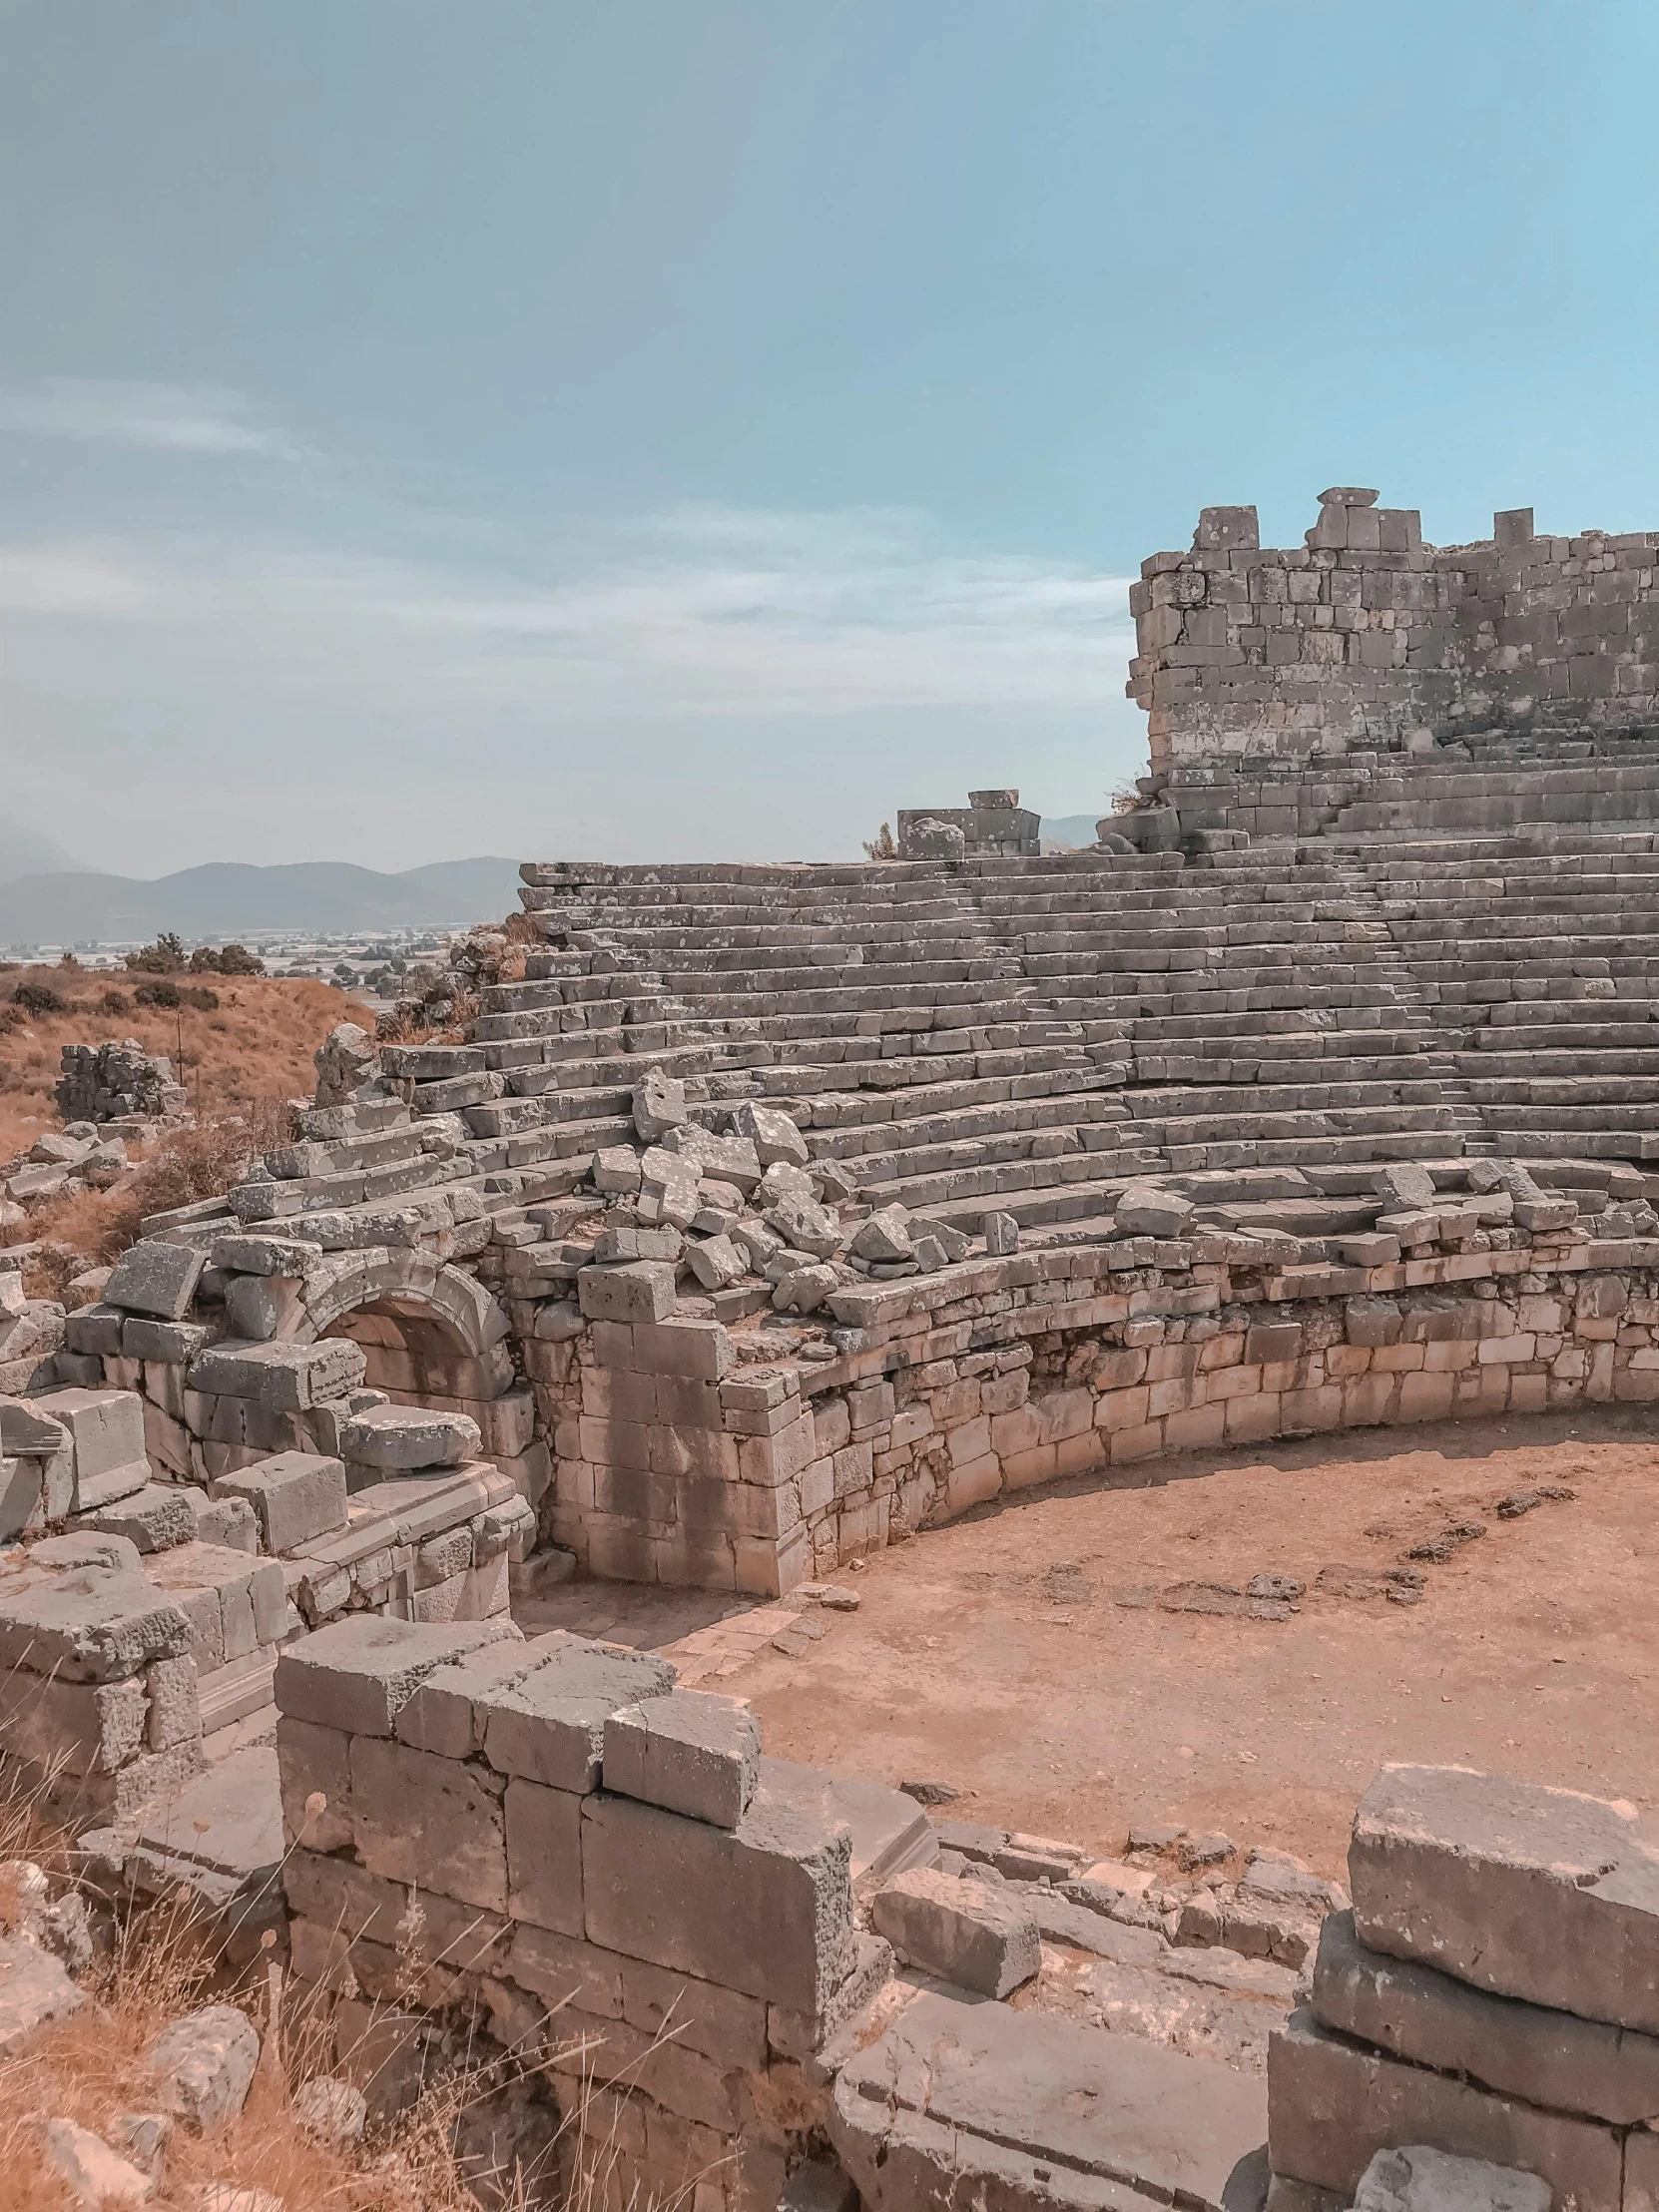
528,1405,1659,1881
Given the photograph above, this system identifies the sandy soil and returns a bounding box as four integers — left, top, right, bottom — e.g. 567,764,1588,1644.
527,1404,1659,1881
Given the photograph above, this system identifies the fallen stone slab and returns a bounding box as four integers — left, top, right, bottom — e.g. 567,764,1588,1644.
1267,2006,1622,2208
1313,1907,1659,2127
104,1238,207,1321
830,1986,1267,2212
148,2003,261,2131
1353,2145,1550,2212
1350,1764,1659,2033
338,1405,481,1471
188,1339,367,1411
871,1867,1040,1996
0,1934,88,2050
88,1483,199,1553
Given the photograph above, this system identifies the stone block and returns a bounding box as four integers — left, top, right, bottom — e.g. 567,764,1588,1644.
578,1261,677,1325
504,1774,585,1936
870,1867,1039,1997
214,1451,347,1551
1350,1764,1659,2032
0,1569,192,1683
481,1637,676,1791
188,1339,367,1410
581,1780,852,2013
276,1716,353,1852
1268,2007,1620,2207
337,1407,481,1471
88,1483,198,1553
349,1733,508,1912
0,1398,71,1455
603,1691,761,1828
121,1316,212,1364
733,1101,810,1168
104,1240,207,1321
0,1668,150,1776
211,1232,324,1276
29,1387,146,1499
274,1613,519,1736
1313,1907,1659,2126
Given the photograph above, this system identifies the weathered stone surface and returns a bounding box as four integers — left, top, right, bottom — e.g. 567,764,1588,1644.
733,1101,809,1168
870,1867,1040,1996
578,1260,676,1324
1350,1764,1659,2031
0,1569,193,1683
337,1406,481,1471
274,1613,519,1737
602,1690,761,1829
214,1452,346,1551
104,1239,207,1321
1352,2146,1550,2212
147,2003,261,2130
633,1069,687,1141
831,1986,1267,2212
1313,1908,1659,2127
581,1780,852,2012
349,1734,508,1911
89,1483,199,1553
1267,2006,1622,2208
481,1639,675,1792
188,1339,367,1411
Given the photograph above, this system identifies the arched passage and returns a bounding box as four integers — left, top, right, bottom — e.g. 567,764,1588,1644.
277,1253,530,1459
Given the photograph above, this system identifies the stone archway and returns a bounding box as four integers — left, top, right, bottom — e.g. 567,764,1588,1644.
276,1252,537,1478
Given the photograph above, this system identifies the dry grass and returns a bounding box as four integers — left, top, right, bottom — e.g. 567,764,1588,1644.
0,1760,705,2212
0,969,366,1164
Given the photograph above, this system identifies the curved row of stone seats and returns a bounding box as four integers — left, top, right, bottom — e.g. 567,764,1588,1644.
1360,831,1659,1161
502,854,1492,1233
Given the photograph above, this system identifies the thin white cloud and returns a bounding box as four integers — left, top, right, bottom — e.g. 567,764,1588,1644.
0,378,304,460
0,504,1133,717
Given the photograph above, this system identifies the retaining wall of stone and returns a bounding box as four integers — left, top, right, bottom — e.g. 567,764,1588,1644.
547,1212,1659,1592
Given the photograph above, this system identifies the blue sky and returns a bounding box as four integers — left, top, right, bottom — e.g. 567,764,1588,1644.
2,2,1656,872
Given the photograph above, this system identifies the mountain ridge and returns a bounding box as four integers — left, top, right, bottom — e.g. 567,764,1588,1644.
0,856,526,945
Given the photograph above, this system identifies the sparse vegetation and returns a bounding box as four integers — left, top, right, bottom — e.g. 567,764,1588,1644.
861,822,897,859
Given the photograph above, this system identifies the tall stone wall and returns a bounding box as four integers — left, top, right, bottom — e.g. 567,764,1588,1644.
1128,489,1659,776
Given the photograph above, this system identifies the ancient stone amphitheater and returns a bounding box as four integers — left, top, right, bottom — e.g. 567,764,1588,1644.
5,489,1659,2210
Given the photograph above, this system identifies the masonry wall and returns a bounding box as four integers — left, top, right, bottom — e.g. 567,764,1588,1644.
274,1617,888,2212
547,1207,1659,1592
1128,492,1659,777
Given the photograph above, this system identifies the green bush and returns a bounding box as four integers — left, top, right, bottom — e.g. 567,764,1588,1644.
12,982,64,1015
133,979,181,1008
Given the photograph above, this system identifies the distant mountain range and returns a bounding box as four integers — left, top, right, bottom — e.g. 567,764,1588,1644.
0,857,525,946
